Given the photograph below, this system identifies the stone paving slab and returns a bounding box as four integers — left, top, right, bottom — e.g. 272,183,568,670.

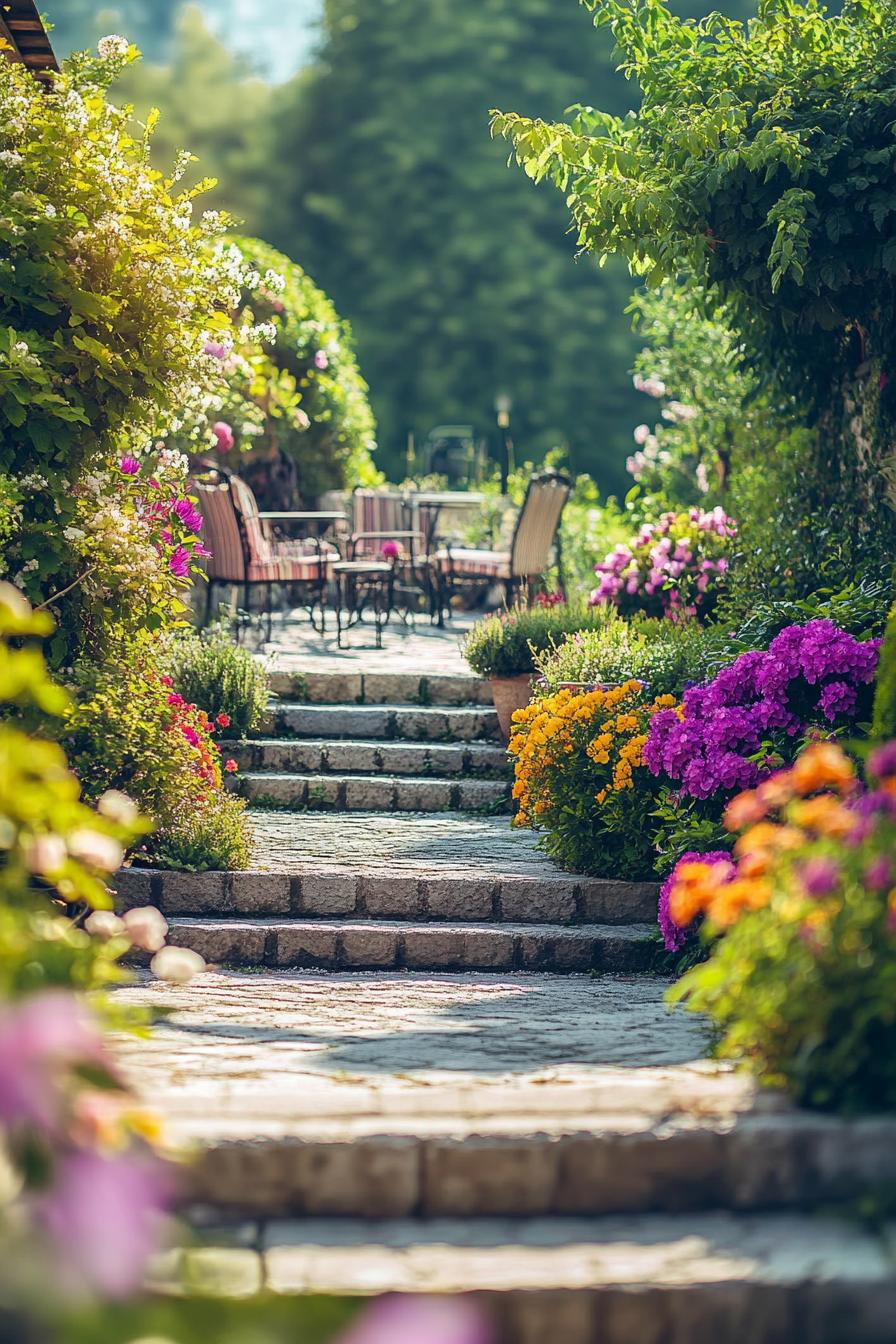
245,811,584,876
163,916,658,973
256,613,478,679
234,772,512,814
262,702,501,743
225,738,510,778
155,1213,896,1344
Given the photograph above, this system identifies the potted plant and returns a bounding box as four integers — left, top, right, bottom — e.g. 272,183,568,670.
462,601,608,740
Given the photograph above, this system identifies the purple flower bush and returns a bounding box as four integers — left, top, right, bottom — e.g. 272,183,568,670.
590,506,736,621
645,620,880,801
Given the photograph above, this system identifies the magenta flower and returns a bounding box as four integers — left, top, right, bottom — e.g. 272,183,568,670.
119,455,140,476
865,856,892,891
798,856,841,897
168,546,191,578
172,499,203,533
212,421,235,452
193,541,212,558
337,1296,492,1344
204,339,227,359
39,1150,173,1299
869,741,896,781
380,539,400,559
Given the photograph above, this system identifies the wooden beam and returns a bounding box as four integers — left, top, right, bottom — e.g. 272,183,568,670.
0,0,58,77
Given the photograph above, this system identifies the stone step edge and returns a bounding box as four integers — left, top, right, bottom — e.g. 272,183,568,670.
158,1212,896,1312
267,669,493,707
174,1113,896,1219
115,867,660,926
234,773,512,814
161,916,659,975
223,739,510,779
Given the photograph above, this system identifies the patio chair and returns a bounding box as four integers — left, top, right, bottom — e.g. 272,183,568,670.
192,467,339,638
434,467,571,613
349,487,439,622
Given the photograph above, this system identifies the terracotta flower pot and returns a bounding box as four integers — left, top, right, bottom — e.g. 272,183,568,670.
490,674,535,742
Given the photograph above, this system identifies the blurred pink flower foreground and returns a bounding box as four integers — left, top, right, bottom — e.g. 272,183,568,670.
339,1295,492,1344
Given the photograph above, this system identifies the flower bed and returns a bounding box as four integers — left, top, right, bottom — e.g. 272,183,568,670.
644,620,880,801
666,741,896,1113
590,507,736,621
509,681,677,878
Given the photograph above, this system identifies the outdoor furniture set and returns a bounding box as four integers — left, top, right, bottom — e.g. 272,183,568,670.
192,464,571,644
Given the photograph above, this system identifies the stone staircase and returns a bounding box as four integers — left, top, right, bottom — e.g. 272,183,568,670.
116,663,896,1341
229,669,512,815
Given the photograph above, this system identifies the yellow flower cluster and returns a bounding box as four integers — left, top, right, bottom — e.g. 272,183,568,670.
509,681,677,829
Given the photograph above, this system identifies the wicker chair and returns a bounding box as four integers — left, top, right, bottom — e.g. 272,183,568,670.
193,467,339,637
434,468,571,613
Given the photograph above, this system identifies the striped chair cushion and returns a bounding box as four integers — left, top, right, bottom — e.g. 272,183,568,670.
193,479,245,582
436,547,511,579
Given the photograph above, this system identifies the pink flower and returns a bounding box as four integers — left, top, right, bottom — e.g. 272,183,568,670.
204,340,227,359
633,423,651,445
168,546,191,578
216,713,231,728
224,758,238,773
39,1150,173,1298
314,350,329,370
337,1296,492,1344
212,421,235,452
182,726,200,747
380,539,400,559
0,991,109,1132
193,542,212,558
172,499,204,533
119,456,140,475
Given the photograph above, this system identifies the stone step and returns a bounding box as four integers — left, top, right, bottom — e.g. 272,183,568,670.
159,1213,896,1343
261,702,502,743
224,737,510,779
268,668,492,707
172,1083,896,1221
115,866,659,925
233,772,512,814
164,917,659,974
116,973,896,1223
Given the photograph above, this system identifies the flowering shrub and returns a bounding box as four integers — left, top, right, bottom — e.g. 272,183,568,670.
667,740,896,1112
590,507,736,621
645,620,881,802
64,663,249,871
509,682,677,878
167,626,269,739
658,850,734,953
0,42,256,660
176,234,380,502
0,584,214,1319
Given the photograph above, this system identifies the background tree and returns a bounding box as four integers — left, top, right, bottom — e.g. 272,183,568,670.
493,0,896,571
112,8,276,236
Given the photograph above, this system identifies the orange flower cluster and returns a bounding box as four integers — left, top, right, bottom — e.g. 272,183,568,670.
667,741,860,930
509,681,677,827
